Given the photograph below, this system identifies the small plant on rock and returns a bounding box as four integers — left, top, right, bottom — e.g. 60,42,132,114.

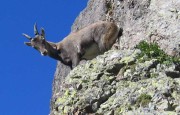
135,93,152,107
136,41,180,64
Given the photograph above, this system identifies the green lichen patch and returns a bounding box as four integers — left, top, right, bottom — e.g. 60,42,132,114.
52,47,180,115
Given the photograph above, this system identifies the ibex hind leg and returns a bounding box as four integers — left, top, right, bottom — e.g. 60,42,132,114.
104,29,119,50
97,35,114,52
102,37,114,51
98,38,107,53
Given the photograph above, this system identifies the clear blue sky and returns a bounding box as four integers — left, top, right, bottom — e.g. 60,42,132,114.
0,0,88,115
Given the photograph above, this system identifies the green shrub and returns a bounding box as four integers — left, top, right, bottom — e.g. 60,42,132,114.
136,94,152,107
136,41,180,64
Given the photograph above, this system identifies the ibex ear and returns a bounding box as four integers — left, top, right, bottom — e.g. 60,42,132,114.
41,28,45,38
24,42,32,46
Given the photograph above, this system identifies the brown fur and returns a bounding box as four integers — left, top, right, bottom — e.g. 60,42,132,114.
24,21,120,68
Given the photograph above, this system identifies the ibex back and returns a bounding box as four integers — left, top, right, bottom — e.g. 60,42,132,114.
23,21,120,68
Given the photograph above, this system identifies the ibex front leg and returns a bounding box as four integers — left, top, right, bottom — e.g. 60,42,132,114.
72,54,80,69
76,44,85,57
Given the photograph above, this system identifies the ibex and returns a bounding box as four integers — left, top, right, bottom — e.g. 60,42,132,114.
23,21,120,68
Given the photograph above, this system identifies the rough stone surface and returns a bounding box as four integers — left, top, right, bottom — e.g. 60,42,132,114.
50,0,180,114
73,0,180,55
51,49,180,115
50,61,71,111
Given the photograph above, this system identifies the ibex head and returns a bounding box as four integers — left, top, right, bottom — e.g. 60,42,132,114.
23,23,50,56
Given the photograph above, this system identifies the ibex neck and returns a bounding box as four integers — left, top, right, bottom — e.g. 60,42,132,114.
46,41,60,60
46,41,72,67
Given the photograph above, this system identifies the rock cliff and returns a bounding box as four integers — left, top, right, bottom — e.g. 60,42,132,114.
50,0,180,114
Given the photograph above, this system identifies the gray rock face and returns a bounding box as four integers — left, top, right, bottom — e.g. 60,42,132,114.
73,0,180,55
50,0,180,114
51,49,180,115
72,0,107,32
50,61,71,111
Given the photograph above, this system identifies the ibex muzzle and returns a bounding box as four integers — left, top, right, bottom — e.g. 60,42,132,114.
23,21,121,68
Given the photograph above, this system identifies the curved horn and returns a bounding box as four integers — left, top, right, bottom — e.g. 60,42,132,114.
34,23,39,35
41,28,45,38
22,33,32,40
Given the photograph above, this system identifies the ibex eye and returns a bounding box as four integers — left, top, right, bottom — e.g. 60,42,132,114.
41,40,44,43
